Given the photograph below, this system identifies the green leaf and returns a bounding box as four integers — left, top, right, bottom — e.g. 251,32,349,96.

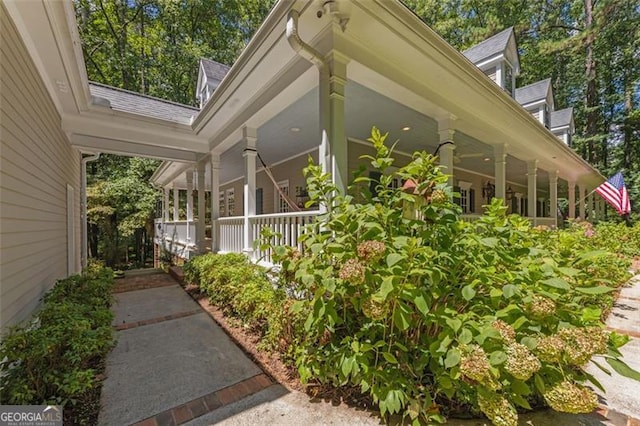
521,336,537,350
583,370,607,393
480,237,499,247
458,328,473,344
511,379,531,395
461,285,476,301
377,276,395,300
558,267,580,277
581,307,602,322
386,253,403,268
512,394,532,410
575,286,615,295
606,358,640,381
574,250,607,264
446,318,462,333
444,348,461,368
382,352,398,364
490,288,503,298
393,303,412,331
541,277,570,290
413,292,429,316
489,351,507,365
534,374,546,394
502,284,517,298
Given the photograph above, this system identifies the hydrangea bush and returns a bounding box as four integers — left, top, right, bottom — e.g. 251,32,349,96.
264,128,640,425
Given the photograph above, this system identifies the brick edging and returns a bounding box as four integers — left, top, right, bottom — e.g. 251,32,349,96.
132,373,274,426
113,280,176,293
596,405,640,426
114,309,202,331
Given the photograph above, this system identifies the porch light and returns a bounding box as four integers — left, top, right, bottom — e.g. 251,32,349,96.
290,127,301,132
506,186,515,200
482,181,495,201
402,126,411,131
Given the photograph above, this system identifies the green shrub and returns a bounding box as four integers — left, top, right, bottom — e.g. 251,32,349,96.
0,266,115,408
184,253,286,340
266,127,639,425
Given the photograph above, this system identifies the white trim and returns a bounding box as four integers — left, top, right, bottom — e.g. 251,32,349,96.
66,184,76,276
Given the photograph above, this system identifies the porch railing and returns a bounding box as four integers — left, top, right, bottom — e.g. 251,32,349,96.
218,216,245,254
154,219,197,259
218,211,322,263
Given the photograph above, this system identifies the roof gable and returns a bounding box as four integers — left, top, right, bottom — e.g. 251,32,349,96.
550,107,574,130
463,27,514,65
201,58,231,82
515,78,552,106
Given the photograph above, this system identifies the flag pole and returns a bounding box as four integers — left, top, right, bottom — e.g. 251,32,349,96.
576,188,598,207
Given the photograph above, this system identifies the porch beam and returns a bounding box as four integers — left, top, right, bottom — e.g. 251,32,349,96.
210,154,221,253
527,160,537,220
494,144,507,202
243,127,258,255
196,161,206,253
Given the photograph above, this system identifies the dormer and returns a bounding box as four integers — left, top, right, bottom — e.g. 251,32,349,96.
196,58,231,108
515,79,554,128
550,107,575,146
463,27,520,96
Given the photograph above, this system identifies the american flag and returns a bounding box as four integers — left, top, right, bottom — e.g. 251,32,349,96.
595,172,631,215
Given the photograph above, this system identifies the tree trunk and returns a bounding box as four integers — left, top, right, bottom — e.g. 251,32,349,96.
583,0,598,164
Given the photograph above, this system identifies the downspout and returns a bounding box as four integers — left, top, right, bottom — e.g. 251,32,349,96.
285,9,328,71
81,153,100,270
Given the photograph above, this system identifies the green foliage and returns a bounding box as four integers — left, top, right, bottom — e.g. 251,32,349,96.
0,266,115,409
265,128,638,425
87,155,159,268
184,253,288,345
75,0,276,106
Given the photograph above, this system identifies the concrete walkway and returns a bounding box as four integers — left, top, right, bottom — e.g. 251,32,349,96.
99,271,640,426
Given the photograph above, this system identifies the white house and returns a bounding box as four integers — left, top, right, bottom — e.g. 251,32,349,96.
1,0,605,329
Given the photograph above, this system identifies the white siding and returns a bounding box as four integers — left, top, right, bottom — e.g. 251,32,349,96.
1,6,81,328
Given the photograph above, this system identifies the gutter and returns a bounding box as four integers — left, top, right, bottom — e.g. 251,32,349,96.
81,153,100,269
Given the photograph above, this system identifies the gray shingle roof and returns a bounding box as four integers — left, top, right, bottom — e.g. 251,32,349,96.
515,78,552,106
550,107,573,129
463,27,514,64
89,82,198,124
201,58,230,82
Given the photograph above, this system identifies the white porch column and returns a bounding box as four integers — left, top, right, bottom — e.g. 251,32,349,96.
186,170,194,242
588,191,596,221
243,127,258,255
494,144,507,201
163,187,170,222
598,197,605,219
527,160,537,220
210,154,220,253
437,116,456,189
196,161,206,253
568,181,576,219
579,184,586,220
549,170,558,225
319,52,348,193
172,182,179,221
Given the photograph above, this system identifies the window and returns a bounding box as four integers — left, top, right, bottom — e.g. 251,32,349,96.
457,181,473,214
544,103,550,129
226,188,235,216
503,63,513,96
275,180,290,213
219,191,225,217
